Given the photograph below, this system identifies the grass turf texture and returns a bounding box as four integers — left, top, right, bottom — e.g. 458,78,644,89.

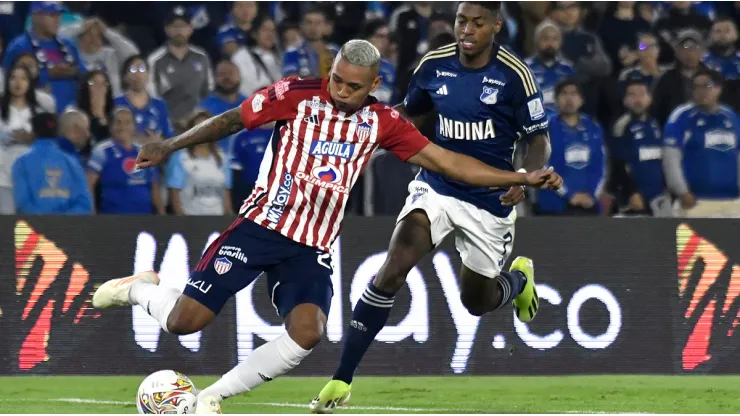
0,375,738,414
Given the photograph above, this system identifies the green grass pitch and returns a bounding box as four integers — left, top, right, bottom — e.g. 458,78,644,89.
0,375,739,413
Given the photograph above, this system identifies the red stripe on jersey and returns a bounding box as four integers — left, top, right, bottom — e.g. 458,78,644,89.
195,217,244,271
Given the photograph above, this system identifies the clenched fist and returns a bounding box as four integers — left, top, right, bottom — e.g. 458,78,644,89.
135,141,174,169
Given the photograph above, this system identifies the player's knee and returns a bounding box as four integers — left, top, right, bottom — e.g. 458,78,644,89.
285,303,326,350
287,320,324,350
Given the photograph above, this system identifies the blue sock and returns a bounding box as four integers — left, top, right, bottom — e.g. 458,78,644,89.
333,283,395,384
497,271,526,309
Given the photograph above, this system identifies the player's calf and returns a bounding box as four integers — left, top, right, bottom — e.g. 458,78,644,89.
165,296,216,335
460,266,526,316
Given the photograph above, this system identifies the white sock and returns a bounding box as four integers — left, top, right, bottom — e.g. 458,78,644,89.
129,281,180,333
199,332,311,401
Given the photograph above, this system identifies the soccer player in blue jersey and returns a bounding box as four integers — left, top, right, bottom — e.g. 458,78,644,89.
311,2,558,411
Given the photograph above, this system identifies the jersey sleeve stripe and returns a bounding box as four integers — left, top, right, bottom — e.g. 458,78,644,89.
497,48,537,97
412,43,457,74
414,50,457,74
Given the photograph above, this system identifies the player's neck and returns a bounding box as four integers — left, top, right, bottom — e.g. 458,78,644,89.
696,102,720,114
459,45,495,70
560,112,580,127
629,111,648,121
126,90,150,107
115,137,134,150
168,43,190,60
308,39,326,52
640,61,658,74
10,96,27,109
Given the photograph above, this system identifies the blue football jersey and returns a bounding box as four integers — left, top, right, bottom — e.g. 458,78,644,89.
404,43,549,217
524,56,574,111
113,95,175,139
664,103,740,199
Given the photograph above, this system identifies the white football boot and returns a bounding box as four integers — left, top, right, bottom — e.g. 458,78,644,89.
92,271,160,309
196,395,222,414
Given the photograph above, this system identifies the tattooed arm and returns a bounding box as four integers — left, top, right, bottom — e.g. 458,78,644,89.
135,108,244,168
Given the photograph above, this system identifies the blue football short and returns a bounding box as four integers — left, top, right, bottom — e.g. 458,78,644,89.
183,218,334,317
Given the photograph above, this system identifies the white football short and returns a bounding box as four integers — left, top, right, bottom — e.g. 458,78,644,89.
397,180,516,278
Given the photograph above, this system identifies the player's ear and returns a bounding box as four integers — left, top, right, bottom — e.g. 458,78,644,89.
493,14,503,34
370,75,382,93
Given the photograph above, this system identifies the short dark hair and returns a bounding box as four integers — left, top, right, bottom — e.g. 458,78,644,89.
459,1,502,14
32,112,58,138
712,15,737,29
304,6,329,22
623,78,650,93
555,77,582,97
693,68,724,86
362,18,388,40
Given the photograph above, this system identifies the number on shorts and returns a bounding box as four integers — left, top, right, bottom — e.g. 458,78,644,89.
317,252,333,271
499,232,513,267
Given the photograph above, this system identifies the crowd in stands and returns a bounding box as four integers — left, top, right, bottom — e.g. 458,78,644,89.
1,1,740,218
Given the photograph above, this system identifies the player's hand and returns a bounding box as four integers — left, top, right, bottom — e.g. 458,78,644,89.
629,193,646,212
524,167,554,188
570,192,595,209
680,192,697,209
500,185,525,206
135,141,173,169
541,171,563,190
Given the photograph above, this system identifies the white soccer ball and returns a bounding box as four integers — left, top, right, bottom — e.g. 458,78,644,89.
136,370,198,414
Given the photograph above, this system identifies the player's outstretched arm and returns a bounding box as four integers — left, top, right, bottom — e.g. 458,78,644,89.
521,134,552,172
407,143,562,189
392,103,431,129
135,108,244,169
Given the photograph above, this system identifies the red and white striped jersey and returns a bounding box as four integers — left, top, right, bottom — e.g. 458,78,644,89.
238,77,430,252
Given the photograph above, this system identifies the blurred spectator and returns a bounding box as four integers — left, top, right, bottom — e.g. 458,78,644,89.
166,110,233,216
230,119,272,214
8,52,56,112
663,69,740,218
549,2,611,80
655,1,712,64
4,1,86,113
363,19,395,104
537,79,605,215
0,2,30,52
526,20,575,112
233,14,281,97
618,32,670,90
703,17,740,80
87,107,165,215
0,64,40,214
0,65,39,143
114,55,175,144
636,2,660,26
516,2,552,57
390,2,434,81
607,80,667,216
57,109,90,165
217,1,258,57
148,6,214,129
59,17,139,95
283,7,337,78
11,112,92,214
76,69,113,142
198,59,246,153
394,10,453,106
598,2,651,75
279,20,302,51
652,29,707,126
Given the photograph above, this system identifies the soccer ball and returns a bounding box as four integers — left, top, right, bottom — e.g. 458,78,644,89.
136,370,198,414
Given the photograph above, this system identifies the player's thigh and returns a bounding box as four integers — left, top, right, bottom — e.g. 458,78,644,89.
452,201,516,279
378,181,453,290
183,220,269,317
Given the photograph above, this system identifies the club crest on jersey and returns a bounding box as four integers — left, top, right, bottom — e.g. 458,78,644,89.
213,257,232,275
310,140,355,159
480,86,499,105
356,121,372,141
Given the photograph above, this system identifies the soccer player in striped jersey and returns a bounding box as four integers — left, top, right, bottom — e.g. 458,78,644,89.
91,38,561,413
312,2,556,411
